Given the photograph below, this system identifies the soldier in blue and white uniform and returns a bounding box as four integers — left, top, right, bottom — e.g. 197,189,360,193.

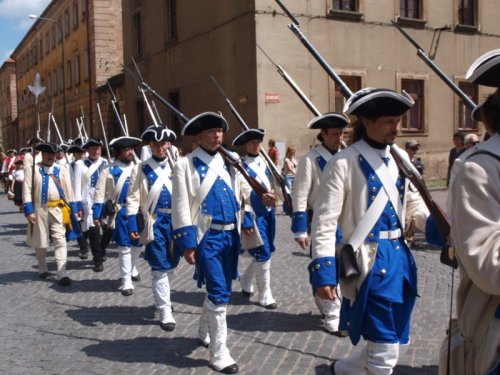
127,126,180,330
310,89,444,374
172,112,259,374
291,112,349,334
93,136,142,296
73,138,108,270
233,128,278,310
22,143,80,286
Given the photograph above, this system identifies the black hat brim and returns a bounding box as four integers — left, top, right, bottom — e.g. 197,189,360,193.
181,112,228,136
466,50,500,87
83,139,103,149
67,145,85,153
307,113,350,129
344,88,414,117
232,129,265,146
109,136,142,150
141,127,176,142
36,143,58,154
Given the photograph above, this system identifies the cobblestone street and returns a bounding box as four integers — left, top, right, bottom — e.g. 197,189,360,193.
0,190,455,374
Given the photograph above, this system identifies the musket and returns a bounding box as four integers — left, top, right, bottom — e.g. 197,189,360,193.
75,117,84,141
47,98,54,142
96,103,112,162
151,100,163,125
391,20,476,110
122,64,190,124
217,146,269,199
106,80,128,136
50,114,71,165
276,0,456,268
210,75,293,215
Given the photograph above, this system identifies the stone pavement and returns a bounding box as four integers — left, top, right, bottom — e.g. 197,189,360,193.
0,190,456,375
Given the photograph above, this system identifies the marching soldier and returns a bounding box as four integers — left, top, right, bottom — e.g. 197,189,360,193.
309,88,444,374
127,126,180,329
232,128,278,310
93,136,143,296
73,138,108,269
172,112,256,374
444,50,500,375
22,142,80,286
291,112,349,334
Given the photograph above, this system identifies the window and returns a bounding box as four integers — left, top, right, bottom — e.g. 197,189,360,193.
458,0,476,25
83,49,89,80
67,60,72,88
64,9,70,36
331,75,362,121
400,0,421,19
169,90,181,134
39,39,43,60
332,0,357,11
53,69,58,94
60,65,64,92
51,24,56,49
58,16,63,43
82,0,87,22
166,0,178,41
132,12,143,57
136,100,145,132
33,44,38,65
457,81,478,130
75,53,81,86
401,79,425,131
45,32,50,55
73,0,79,29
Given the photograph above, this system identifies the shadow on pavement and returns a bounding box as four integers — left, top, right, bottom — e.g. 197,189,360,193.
394,364,438,374
82,336,207,368
66,305,157,327
0,223,28,236
228,311,322,333
55,277,120,294
170,290,206,308
0,270,43,285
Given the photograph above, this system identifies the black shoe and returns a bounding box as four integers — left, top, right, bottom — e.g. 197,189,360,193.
58,277,71,286
261,302,278,310
131,274,141,282
330,360,337,375
121,289,133,296
79,252,89,260
199,338,209,348
93,263,104,272
160,322,176,332
241,290,253,297
38,272,50,280
210,363,239,374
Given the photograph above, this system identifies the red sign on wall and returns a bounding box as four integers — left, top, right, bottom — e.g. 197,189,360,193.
265,92,280,103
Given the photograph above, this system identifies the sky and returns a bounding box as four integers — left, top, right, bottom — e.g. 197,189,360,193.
0,0,51,63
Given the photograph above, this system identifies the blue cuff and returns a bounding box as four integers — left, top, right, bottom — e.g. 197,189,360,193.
425,216,446,248
242,211,254,229
70,202,79,214
24,202,34,216
128,214,138,233
77,201,83,212
292,211,308,233
173,225,197,251
308,257,337,292
92,203,104,220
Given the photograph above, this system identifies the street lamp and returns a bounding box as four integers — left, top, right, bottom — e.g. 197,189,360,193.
29,14,67,136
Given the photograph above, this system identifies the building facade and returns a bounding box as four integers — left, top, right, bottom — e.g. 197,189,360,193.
0,58,18,149
8,0,124,150
122,0,499,179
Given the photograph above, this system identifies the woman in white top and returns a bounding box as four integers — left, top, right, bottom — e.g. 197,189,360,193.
282,146,297,191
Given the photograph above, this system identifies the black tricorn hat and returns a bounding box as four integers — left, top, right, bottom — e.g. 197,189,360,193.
83,138,103,149
109,136,142,150
141,126,177,142
344,88,414,118
67,144,85,154
181,112,228,136
307,112,350,129
58,143,70,152
465,49,500,87
6,149,17,155
232,129,265,146
36,143,58,154
27,137,45,146
73,137,84,146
